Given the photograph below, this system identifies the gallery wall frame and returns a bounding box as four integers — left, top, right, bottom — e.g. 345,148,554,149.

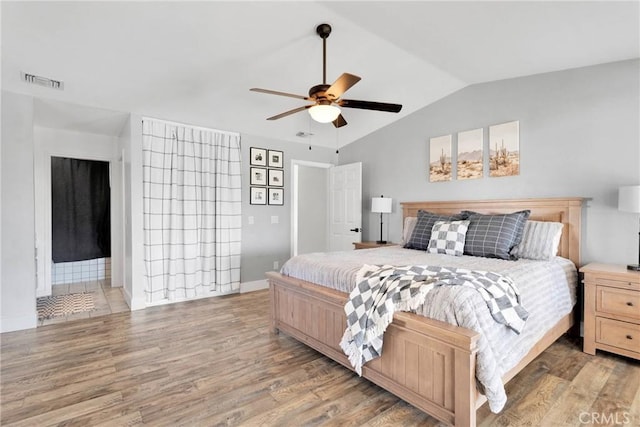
268,169,284,187
457,128,483,180
268,150,284,168
250,187,267,205
268,188,284,205
489,120,520,177
428,134,452,182
250,147,267,166
250,167,267,186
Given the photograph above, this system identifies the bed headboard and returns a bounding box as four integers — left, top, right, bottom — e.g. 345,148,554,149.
401,198,584,267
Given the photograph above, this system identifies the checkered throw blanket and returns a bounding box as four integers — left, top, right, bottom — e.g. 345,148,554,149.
339,264,529,375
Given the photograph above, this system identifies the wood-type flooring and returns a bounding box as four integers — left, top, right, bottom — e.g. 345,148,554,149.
1,289,639,426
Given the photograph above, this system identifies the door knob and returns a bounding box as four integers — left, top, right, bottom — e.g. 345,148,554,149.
350,228,360,232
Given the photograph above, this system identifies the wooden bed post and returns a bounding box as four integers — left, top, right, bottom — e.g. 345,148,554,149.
455,347,477,427
268,279,279,334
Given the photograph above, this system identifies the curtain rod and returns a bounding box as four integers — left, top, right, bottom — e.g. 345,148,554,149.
142,116,240,138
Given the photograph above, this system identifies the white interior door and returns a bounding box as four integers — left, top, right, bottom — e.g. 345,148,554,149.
328,162,362,251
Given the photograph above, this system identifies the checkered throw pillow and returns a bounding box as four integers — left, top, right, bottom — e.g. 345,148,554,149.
427,220,470,256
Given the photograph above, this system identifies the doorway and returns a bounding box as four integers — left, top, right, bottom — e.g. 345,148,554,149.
291,160,362,256
33,126,127,325
38,157,127,325
291,160,331,256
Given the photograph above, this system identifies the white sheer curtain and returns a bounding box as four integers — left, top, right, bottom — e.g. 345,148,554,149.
142,119,242,303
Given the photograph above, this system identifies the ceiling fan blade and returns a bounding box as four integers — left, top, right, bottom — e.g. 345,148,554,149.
326,73,361,100
338,99,402,113
266,105,312,121
332,114,347,128
250,88,309,100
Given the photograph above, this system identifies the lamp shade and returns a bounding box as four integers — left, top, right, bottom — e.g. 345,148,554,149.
619,185,640,213
308,104,341,123
371,197,392,213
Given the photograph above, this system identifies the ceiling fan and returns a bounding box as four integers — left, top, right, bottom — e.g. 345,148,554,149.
250,23,402,128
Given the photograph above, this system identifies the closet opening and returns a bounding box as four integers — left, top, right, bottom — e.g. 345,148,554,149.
36,156,127,325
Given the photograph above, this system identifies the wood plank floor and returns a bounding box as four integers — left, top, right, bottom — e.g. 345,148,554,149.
2,290,639,426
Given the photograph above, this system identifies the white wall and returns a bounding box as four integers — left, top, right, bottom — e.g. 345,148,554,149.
118,115,146,310
1,91,38,332
241,134,335,281
297,165,328,254
33,126,123,296
339,59,640,266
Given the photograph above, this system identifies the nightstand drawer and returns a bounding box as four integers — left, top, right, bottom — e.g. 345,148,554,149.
597,286,640,320
596,317,640,354
593,277,640,291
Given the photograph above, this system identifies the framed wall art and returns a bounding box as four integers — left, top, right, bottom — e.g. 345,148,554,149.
250,167,267,186
457,128,483,180
489,120,520,177
429,134,452,182
250,187,267,205
268,188,284,205
250,147,267,166
268,150,284,168
268,169,284,187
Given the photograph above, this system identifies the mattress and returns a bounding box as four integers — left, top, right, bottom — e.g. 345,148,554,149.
280,246,577,412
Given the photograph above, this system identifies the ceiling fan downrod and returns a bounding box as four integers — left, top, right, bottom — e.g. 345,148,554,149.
316,23,332,85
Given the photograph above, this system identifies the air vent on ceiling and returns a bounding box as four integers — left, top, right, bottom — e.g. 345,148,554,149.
296,131,314,138
21,72,64,90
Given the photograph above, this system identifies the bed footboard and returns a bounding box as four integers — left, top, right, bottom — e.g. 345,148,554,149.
267,271,480,427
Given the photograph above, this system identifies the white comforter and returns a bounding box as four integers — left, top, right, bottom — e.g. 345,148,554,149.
280,247,577,412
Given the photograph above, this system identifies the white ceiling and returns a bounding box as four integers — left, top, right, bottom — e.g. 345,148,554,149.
2,1,638,148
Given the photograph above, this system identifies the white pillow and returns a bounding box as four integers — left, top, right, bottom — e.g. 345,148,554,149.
427,220,470,256
400,217,417,246
510,220,563,260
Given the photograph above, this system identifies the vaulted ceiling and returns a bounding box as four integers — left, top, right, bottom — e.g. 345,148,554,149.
2,1,638,148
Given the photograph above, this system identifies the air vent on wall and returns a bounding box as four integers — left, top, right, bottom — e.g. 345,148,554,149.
21,72,64,90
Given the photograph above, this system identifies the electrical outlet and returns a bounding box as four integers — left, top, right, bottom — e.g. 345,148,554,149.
248,216,254,225
273,261,279,270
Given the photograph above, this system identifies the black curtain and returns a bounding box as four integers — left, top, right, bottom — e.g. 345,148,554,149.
51,157,111,263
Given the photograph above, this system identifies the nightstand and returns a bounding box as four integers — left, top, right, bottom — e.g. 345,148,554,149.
353,241,398,250
581,263,640,360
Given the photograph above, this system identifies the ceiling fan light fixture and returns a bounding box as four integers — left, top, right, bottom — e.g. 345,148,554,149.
308,104,341,123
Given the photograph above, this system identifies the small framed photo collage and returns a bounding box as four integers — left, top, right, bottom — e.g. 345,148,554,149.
250,147,284,205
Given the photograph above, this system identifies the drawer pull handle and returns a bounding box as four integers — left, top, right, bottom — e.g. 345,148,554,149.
627,302,634,306
627,335,633,340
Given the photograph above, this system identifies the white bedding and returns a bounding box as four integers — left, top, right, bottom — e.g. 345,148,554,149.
280,246,577,412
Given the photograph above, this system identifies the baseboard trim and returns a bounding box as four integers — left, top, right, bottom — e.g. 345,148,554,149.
240,279,269,293
1,312,38,333
145,287,240,307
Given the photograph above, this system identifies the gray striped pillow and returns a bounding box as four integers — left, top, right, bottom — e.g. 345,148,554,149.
462,210,530,260
510,221,564,260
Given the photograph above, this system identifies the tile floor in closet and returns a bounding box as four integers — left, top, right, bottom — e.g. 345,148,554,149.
39,279,129,326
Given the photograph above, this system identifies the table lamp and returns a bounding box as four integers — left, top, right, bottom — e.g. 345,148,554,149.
371,196,392,244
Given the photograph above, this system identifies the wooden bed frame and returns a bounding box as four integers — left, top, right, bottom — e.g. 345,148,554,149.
266,198,583,426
